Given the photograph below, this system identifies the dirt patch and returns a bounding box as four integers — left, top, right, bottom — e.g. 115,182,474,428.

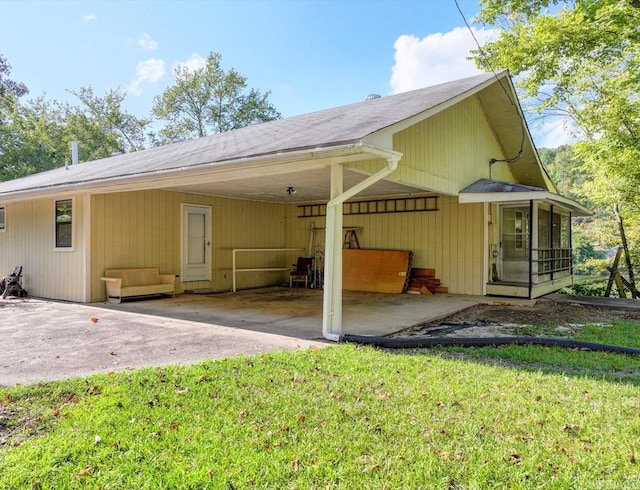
396,298,640,338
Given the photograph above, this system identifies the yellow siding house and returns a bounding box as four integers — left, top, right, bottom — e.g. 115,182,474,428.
0,71,589,338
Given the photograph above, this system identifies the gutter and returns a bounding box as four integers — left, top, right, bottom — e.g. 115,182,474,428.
322,154,401,342
0,142,397,203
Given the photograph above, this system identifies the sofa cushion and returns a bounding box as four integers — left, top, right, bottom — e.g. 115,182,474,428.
104,268,161,287
121,283,175,297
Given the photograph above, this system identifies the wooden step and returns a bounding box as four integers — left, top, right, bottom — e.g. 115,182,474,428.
406,267,446,295
410,268,435,278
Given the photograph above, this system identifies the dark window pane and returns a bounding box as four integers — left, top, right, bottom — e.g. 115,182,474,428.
55,199,72,248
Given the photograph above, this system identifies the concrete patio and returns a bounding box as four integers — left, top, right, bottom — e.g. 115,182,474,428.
97,287,530,339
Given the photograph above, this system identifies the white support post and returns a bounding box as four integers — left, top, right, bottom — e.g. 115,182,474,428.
321,154,400,341
322,164,343,340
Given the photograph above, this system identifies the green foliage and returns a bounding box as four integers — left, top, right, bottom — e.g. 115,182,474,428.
538,145,591,205
0,86,151,181
560,278,609,296
152,52,280,142
68,86,151,155
2,344,640,488
0,96,67,180
0,53,28,99
475,0,640,213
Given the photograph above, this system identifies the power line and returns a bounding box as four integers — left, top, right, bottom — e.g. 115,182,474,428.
453,0,525,164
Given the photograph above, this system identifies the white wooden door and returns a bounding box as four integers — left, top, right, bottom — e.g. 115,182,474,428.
182,204,212,282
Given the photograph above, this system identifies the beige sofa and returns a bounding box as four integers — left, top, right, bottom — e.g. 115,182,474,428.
101,268,175,304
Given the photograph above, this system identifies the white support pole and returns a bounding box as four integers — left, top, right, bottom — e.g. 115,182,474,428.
321,156,400,341
322,164,343,339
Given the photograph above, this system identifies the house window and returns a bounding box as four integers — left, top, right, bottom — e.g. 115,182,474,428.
55,199,73,249
0,206,5,232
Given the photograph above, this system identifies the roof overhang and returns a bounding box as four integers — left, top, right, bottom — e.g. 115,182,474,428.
458,179,592,216
0,142,403,203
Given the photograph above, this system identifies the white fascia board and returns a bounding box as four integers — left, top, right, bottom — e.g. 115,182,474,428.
459,190,592,216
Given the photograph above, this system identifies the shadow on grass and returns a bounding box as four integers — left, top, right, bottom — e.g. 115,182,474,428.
381,342,640,387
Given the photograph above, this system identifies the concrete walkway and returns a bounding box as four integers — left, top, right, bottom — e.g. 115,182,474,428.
1,288,530,387
547,293,640,310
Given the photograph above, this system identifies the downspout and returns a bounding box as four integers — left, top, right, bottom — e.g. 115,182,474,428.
322,156,400,342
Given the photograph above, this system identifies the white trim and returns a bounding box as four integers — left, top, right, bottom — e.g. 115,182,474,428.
458,190,591,216
82,194,92,302
54,197,75,252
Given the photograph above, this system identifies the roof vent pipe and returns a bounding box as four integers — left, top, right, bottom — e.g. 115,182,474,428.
71,141,79,165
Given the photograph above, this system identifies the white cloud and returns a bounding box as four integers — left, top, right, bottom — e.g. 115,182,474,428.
172,53,207,76
139,33,159,51
390,27,497,94
83,13,97,23
128,58,165,96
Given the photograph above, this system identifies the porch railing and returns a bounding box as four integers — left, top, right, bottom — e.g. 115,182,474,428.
532,248,573,280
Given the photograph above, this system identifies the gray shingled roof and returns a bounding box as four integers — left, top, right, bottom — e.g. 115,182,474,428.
460,178,546,194
0,72,497,195
459,178,592,216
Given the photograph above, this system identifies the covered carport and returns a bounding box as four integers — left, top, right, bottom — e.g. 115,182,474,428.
155,142,424,341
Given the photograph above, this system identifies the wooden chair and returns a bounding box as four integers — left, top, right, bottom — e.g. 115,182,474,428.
290,257,313,288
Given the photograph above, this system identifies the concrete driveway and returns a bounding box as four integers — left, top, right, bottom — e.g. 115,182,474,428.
1,287,515,388
0,297,324,388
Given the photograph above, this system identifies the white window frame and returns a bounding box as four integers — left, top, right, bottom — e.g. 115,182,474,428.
54,197,74,251
0,205,5,232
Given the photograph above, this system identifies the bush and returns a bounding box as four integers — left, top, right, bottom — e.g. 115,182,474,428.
573,257,610,276
560,279,609,297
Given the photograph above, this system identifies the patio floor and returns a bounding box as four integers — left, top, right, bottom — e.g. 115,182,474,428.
96,287,535,340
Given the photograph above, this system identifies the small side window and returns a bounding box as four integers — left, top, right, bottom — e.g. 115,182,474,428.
55,199,73,249
0,206,5,232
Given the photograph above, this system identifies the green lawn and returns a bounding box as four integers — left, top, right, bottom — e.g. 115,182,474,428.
2,323,640,489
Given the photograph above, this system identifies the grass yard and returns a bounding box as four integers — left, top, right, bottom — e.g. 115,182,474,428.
2,322,640,489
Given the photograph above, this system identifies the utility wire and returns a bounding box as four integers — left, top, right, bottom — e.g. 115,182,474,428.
453,0,525,165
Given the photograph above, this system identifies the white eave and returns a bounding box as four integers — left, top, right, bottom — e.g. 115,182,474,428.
458,179,592,216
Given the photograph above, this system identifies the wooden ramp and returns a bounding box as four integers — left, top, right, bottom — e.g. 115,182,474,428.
343,249,411,294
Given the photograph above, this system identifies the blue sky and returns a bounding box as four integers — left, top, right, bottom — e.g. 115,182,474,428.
1,0,569,147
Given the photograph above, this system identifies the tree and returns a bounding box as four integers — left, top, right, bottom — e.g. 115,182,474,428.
474,0,640,262
0,96,67,180
538,145,590,204
152,52,280,142
67,86,151,156
0,54,28,99
475,0,639,206
0,87,151,181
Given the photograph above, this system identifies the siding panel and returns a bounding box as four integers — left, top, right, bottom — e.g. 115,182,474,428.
0,196,87,302
91,191,290,301
349,96,515,194
284,196,484,296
